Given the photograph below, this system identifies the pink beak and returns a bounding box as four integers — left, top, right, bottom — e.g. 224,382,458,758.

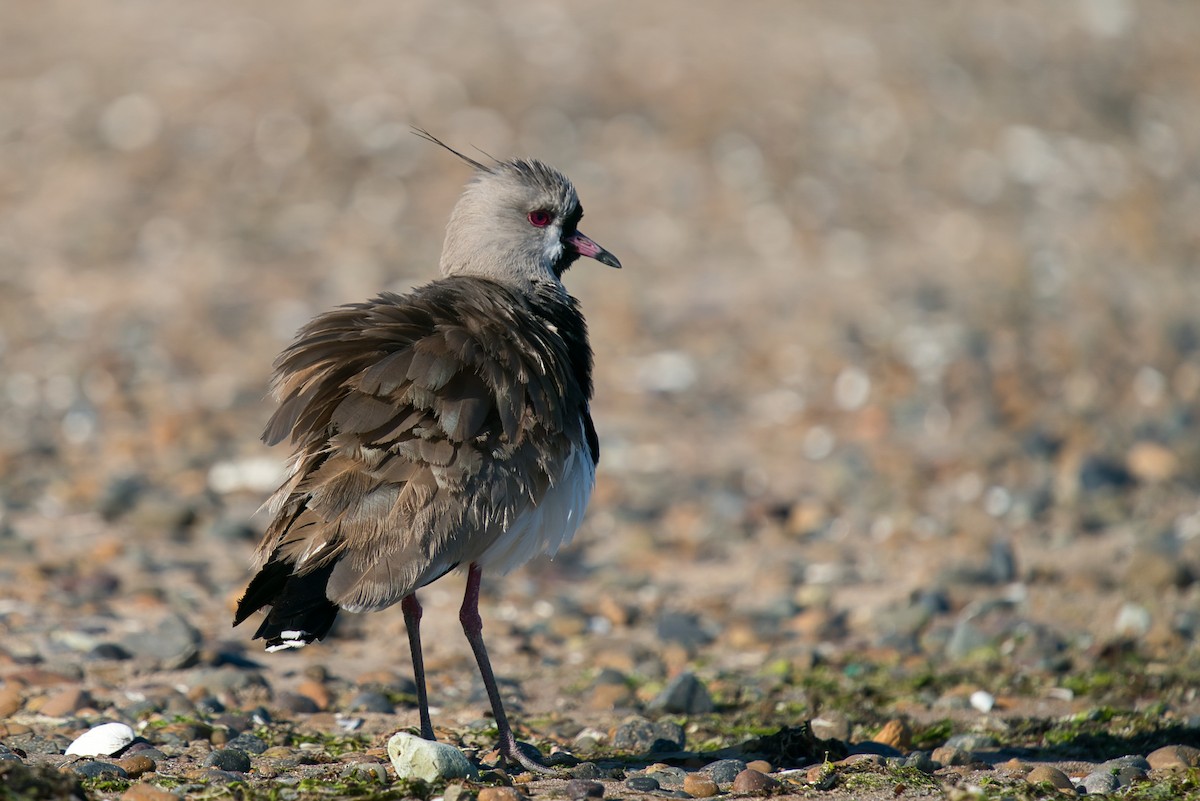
564,231,621,269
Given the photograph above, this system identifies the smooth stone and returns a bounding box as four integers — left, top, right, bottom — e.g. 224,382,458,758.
68,761,129,780
203,769,246,784
570,762,603,779
930,745,972,766
682,774,718,797
647,672,714,715
1080,770,1120,794
945,733,998,751
39,687,94,717
340,762,388,783
624,775,660,792
1026,765,1073,791
121,614,202,670
444,784,476,801
115,753,156,778
1147,744,1200,770
872,719,911,750
225,733,268,755
731,768,778,793
1117,766,1148,786
478,788,523,801
386,732,478,782
565,779,605,800
700,758,747,786
66,722,136,757
347,691,394,714
746,760,772,774
121,783,181,801
1100,755,1151,772
610,717,685,753
645,766,686,789
904,751,936,773
203,748,251,772
0,686,24,717
273,692,320,714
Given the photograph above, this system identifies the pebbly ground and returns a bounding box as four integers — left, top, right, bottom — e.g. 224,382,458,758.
4,2,1200,799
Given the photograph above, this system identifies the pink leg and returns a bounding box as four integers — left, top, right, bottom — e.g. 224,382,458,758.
459,563,551,774
401,593,435,741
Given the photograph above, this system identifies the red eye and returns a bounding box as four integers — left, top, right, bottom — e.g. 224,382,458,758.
527,210,552,227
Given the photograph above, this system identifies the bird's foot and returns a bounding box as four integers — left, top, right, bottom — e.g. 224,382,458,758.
499,739,558,776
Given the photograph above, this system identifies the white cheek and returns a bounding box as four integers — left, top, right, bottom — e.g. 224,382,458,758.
544,238,564,264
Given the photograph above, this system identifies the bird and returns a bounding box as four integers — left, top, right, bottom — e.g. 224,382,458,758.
233,131,620,774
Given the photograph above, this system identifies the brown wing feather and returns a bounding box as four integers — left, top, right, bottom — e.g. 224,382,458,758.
250,278,591,613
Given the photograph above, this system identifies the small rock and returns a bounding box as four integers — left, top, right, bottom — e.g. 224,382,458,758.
565,778,605,799
624,775,660,792
969,690,995,713
1147,744,1200,770
872,719,911,750
645,765,686,789
67,761,129,780
121,614,202,670
116,754,156,778
904,751,936,773
478,788,524,801
610,716,684,753
655,612,714,651
1080,770,1120,794
386,732,478,782
810,711,851,742
746,759,772,774
273,692,320,714
347,691,394,713
444,783,476,801
1117,766,1148,786
1026,765,1073,791
66,722,136,757
1100,755,1151,772
944,733,998,751
202,769,246,784
648,672,714,715
930,745,972,766
225,733,269,755
731,768,778,793
682,774,718,797
340,762,388,783
122,784,180,801
38,687,93,717
701,759,748,786
204,748,251,773
87,643,133,661
295,679,331,711
0,686,23,717
1127,441,1178,482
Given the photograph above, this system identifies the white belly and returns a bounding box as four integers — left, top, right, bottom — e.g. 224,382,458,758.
475,441,595,574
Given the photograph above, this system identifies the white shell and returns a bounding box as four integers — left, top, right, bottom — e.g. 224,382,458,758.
969,690,996,713
65,722,135,757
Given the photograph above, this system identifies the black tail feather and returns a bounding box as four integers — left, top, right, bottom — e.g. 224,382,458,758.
234,559,340,651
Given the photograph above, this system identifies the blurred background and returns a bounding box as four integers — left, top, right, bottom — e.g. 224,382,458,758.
2,0,1200,726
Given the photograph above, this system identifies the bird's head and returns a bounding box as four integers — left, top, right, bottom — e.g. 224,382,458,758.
417,131,621,288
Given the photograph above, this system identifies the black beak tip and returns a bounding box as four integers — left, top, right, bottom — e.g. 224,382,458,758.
596,250,622,269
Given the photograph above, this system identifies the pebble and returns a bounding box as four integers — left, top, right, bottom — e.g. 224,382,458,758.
746,759,772,774
944,733,998,751
1117,765,1148,786
682,774,718,797
273,692,320,714
38,687,93,716
700,758,747,786
731,768,778,793
1100,755,1151,772
610,717,685,753
225,733,269,755
0,686,23,717
65,722,136,757
872,718,911,750
644,765,686,789
203,748,252,772
340,762,388,783
295,679,332,710
1026,765,1073,791
444,784,476,801
478,788,524,801
647,672,714,714
655,612,714,651
903,751,936,773
1146,744,1200,770
1079,770,1119,794
930,745,972,766
120,613,202,670
969,690,995,713
565,778,605,799
347,691,395,713
67,760,129,780
121,784,180,801
386,732,478,782
115,753,156,778
624,775,660,792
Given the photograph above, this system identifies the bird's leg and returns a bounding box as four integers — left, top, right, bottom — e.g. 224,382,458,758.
401,593,435,741
459,563,552,775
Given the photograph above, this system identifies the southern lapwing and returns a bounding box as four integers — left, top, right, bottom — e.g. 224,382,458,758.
234,132,619,773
